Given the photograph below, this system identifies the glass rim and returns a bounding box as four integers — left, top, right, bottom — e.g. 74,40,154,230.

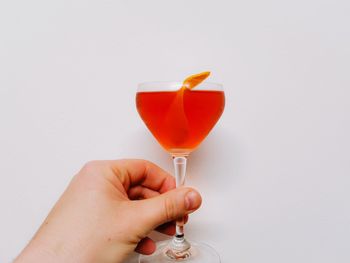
137,81,223,91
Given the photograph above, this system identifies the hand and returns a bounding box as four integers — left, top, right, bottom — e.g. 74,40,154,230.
15,159,202,263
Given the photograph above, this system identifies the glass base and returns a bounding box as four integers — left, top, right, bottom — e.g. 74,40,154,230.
139,240,220,263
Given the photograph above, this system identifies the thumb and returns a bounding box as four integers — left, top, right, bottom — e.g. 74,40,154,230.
135,187,201,232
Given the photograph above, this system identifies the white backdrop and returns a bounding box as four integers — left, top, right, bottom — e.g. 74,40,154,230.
1,1,350,262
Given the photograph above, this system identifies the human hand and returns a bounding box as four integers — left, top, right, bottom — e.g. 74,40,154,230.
15,159,201,263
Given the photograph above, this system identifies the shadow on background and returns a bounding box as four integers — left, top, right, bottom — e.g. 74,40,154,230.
125,127,239,181
187,128,239,188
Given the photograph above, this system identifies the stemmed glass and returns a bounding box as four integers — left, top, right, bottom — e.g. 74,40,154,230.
136,81,225,262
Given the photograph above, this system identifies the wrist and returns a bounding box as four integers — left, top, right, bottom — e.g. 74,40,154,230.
15,232,81,263
15,239,59,263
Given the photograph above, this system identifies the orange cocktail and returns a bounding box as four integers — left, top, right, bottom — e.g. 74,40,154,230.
136,89,225,154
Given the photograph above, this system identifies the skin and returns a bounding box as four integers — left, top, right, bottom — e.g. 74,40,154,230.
15,159,201,263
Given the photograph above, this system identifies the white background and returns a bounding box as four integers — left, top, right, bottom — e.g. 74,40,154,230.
1,0,350,262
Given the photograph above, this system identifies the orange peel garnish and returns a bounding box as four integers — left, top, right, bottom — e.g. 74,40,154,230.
182,71,210,90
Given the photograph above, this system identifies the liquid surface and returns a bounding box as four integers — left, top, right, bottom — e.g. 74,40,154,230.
136,89,225,155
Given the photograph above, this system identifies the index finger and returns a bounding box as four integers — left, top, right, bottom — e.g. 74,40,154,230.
106,159,175,193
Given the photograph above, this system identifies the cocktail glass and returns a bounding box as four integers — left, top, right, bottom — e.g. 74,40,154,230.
136,81,225,263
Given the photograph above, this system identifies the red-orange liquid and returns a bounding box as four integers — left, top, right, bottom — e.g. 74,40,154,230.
136,89,225,154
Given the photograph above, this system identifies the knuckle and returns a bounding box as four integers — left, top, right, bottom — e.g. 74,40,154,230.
164,196,177,221
83,160,99,170
80,160,102,176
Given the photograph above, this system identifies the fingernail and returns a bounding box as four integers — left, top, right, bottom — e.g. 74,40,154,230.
185,191,199,210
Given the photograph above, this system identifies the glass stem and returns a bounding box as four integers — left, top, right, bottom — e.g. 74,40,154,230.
174,156,187,238
167,156,191,257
